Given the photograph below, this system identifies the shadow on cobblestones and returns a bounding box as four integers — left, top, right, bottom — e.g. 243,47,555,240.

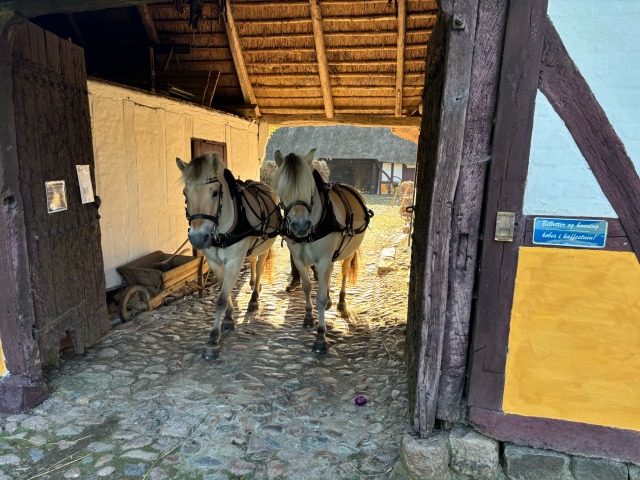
0,198,411,480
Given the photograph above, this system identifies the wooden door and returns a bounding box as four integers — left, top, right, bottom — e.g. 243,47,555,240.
2,20,109,369
192,138,227,165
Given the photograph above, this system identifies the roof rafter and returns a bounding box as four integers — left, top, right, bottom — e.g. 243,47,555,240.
309,0,334,119
395,0,407,117
137,4,160,45
224,1,260,117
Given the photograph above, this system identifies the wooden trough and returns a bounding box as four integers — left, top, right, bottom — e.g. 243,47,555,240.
116,251,210,321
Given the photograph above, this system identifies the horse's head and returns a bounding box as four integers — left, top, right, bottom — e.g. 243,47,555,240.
273,149,318,239
177,154,226,250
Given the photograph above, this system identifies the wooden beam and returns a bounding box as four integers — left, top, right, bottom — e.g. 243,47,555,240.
539,18,640,263
436,0,509,423
137,4,160,44
224,1,260,117
309,0,334,119
259,113,422,127
468,0,549,411
395,0,406,117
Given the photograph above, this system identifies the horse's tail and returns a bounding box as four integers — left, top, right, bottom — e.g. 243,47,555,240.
263,248,274,283
348,248,360,285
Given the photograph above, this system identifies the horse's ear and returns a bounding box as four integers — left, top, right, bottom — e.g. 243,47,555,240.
274,150,284,167
176,158,188,171
304,148,317,164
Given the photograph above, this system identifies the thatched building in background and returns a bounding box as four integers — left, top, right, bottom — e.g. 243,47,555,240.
265,126,418,194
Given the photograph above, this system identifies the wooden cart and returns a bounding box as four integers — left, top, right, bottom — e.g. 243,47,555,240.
116,250,210,321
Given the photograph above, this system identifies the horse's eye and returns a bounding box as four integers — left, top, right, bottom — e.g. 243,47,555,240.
212,191,219,198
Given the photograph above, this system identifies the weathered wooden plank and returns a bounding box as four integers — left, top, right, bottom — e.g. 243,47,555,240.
260,113,422,126
71,40,110,338
539,19,640,263
0,17,40,378
436,0,509,423
469,407,640,465
406,11,447,433
468,0,549,411
406,0,479,436
44,30,61,75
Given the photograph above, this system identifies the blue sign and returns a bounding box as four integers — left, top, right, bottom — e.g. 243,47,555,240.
532,217,608,249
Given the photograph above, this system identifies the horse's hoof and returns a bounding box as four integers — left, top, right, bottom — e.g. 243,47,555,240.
303,316,315,328
222,320,235,331
337,302,347,312
247,301,259,312
312,341,328,354
201,345,220,360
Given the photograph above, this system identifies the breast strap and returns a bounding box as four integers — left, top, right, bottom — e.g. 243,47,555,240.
289,170,374,260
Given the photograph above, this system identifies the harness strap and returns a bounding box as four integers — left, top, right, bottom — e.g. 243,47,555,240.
287,169,374,261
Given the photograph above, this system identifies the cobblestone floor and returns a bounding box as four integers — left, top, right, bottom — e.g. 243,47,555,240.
0,197,412,480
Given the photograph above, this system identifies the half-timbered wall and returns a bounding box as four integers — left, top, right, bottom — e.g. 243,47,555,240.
467,0,640,463
87,80,265,288
502,0,640,434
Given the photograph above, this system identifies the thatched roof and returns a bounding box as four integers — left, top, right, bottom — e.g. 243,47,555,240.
26,0,437,127
265,126,417,165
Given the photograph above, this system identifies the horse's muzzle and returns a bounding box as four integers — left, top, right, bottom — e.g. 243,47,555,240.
288,219,313,238
189,231,211,250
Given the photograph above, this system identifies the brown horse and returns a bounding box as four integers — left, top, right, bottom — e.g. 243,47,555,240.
273,149,373,353
177,154,281,360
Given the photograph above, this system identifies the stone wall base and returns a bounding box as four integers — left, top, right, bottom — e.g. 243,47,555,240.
393,427,640,480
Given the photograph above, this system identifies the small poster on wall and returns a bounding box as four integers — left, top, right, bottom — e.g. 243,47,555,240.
45,180,68,213
76,165,95,204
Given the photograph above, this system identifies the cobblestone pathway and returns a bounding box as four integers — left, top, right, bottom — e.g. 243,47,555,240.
0,198,412,480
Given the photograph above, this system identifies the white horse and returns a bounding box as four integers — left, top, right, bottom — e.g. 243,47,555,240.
177,154,281,360
273,149,373,353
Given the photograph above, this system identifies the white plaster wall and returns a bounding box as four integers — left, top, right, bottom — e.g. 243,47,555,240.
88,80,261,288
524,0,640,217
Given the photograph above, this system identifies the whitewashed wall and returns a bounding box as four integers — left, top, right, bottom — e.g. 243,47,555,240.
88,80,265,289
524,0,640,217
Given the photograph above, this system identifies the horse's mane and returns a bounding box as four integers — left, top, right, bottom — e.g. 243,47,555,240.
180,154,224,184
273,153,316,205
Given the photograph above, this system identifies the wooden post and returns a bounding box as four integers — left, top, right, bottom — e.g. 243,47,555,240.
406,0,479,436
468,0,549,411
436,0,509,423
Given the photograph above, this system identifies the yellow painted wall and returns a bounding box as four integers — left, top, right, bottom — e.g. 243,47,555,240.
503,247,640,431
0,340,6,376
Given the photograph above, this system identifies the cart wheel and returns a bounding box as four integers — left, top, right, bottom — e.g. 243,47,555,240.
120,285,151,322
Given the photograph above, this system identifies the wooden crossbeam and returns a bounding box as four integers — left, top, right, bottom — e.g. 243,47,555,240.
224,1,260,117
309,0,334,119
395,0,406,117
137,5,160,45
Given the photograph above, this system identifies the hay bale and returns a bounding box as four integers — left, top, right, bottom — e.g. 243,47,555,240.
260,159,331,185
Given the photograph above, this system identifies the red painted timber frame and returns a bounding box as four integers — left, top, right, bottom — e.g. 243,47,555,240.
467,1,640,464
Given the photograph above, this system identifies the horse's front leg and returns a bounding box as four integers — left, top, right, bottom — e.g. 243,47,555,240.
312,259,332,354
203,259,244,360
293,255,314,328
247,252,267,312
